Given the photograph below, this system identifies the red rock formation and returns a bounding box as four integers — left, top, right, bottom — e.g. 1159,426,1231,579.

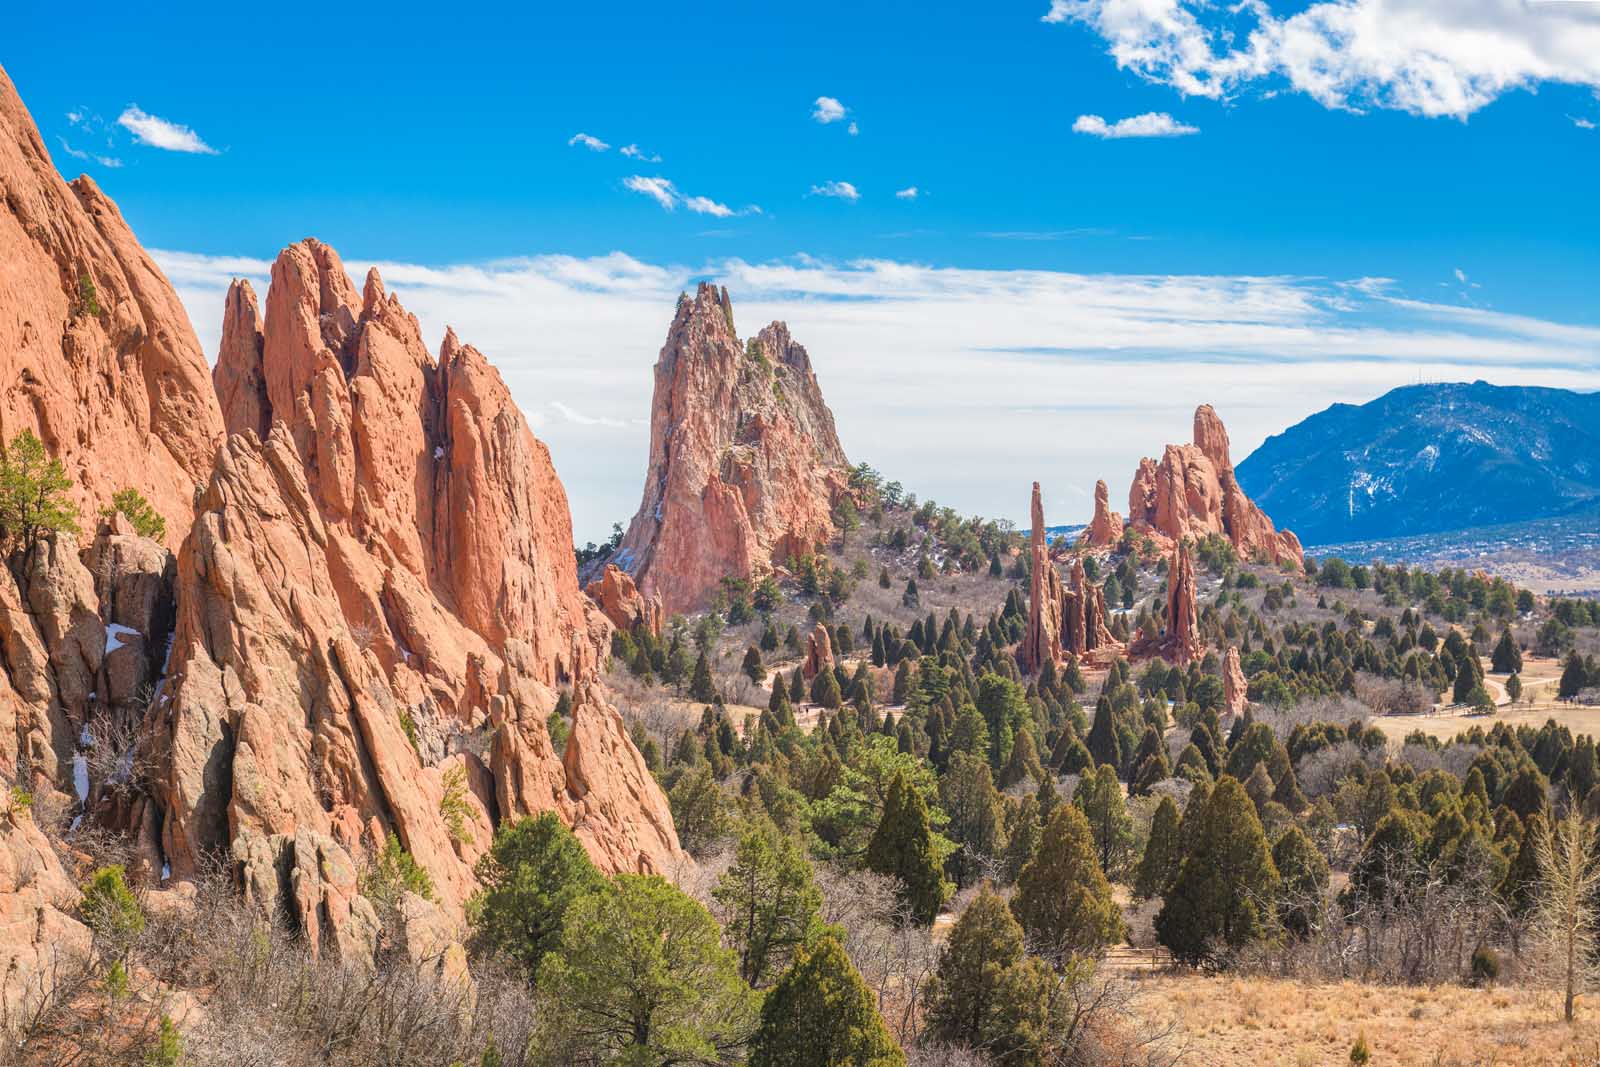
1063,556,1118,664
1164,542,1203,664
1080,480,1124,547
141,241,683,931
802,621,835,680
1124,406,1302,567
0,66,222,549
0,806,92,1019
1223,645,1248,716
585,563,663,638
614,285,848,614
1019,483,1063,674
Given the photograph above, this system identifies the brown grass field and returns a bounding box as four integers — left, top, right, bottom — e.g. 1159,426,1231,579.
1127,973,1600,1066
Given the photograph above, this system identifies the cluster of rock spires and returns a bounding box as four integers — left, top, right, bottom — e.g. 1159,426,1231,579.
1083,404,1303,567
1019,483,1121,674
0,64,680,1005
611,283,850,615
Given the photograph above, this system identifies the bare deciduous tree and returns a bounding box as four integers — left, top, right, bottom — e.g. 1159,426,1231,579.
1535,809,1600,1023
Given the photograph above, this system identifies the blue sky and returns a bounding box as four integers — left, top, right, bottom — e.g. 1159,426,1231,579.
8,1,1600,540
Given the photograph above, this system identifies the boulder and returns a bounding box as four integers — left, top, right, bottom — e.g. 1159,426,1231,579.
802,622,835,680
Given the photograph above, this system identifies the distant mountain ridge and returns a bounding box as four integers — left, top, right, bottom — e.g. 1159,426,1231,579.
1235,381,1600,547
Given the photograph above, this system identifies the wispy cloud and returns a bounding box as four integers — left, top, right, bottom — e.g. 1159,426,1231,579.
1073,112,1198,139
116,106,217,154
812,96,848,123
848,121,860,136
56,137,121,168
568,132,610,151
620,143,662,161
979,228,1114,241
895,186,920,200
1574,116,1598,130
810,180,860,201
1047,0,1600,120
624,176,760,216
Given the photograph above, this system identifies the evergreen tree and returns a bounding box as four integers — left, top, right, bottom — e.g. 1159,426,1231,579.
998,729,1043,790
925,886,1055,1064
1271,826,1329,937
713,821,823,988
748,936,905,1067
812,669,843,709
1074,764,1133,878
690,650,717,702
743,645,766,685
1155,776,1280,964
1012,804,1125,960
941,753,1007,887
866,771,952,924
1491,628,1523,674
1133,795,1182,900
1085,695,1118,771
468,812,606,983
1559,651,1588,699
1003,795,1043,883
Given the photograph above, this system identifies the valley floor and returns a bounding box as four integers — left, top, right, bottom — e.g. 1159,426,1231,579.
1127,973,1600,1066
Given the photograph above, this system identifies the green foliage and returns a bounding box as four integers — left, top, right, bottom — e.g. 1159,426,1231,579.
79,273,101,316
147,1014,182,1067
1349,1033,1371,1066
1155,776,1279,964
469,812,604,983
533,874,758,1066
670,764,730,856
439,765,475,845
865,771,951,924
103,487,166,541
747,935,904,1067
925,885,1056,1065
81,864,144,946
1272,825,1330,937
1011,804,1125,960
399,708,420,753
713,820,822,988
0,431,80,560
1073,764,1134,878
1133,795,1182,900
361,833,435,911
690,650,717,702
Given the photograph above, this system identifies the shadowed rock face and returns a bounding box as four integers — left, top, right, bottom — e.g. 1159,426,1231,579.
144,242,684,922
615,283,848,615
1126,405,1302,567
1020,482,1063,674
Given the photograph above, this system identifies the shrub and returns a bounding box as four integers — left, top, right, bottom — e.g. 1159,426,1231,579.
1470,945,1501,986
0,430,80,560
103,487,166,540
79,273,101,316
439,765,475,845
81,864,145,946
361,833,434,911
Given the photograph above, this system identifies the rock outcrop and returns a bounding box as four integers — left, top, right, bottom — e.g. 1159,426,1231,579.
585,563,663,639
0,806,92,1018
1125,406,1302,567
802,622,835,680
1080,480,1123,547
1223,645,1248,716
1019,483,1063,674
1062,557,1118,665
0,66,222,549
138,241,683,933
614,285,848,615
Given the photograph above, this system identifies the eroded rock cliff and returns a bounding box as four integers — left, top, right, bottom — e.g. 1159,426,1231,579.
614,284,848,614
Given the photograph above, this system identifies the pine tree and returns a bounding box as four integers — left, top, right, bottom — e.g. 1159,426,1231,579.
1155,776,1279,964
748,936,905,1067
690,651,717,702
743,645,766,685
866,771,951,924
1500,811,1545,919
1560,651,1589,700
811,670,843,710
1491,628,1523,674
1074,764,1133,878
1012,805,1125,960
925,886,1054,1062
941,753,1006,887
1271,825,1329,937
998,729,1043,790
469,812,605,983
1133,795,1181,900
1086,695,1118,772
1003,795,1042,883
713,821,822,988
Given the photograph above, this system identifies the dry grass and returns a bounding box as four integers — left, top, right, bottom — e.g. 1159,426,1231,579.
1128,973,1600,1066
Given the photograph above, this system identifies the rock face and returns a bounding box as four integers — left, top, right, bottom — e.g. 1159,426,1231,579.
585,563,663,639
1062,557,1117,665
1164,542,1203,663
1223,645,1248,716
1080,480,1124,547
0,66,222,549
139,240,683,934
1019,483,1063,674
802,622,835,680
0,806,92,1019
614,284,848,615
1125,406,1302,567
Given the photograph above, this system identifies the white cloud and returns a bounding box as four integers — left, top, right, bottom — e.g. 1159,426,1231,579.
116,106,217,154
848,121,860,136
568,132,610,151
620,143,662,161
1454,267,1469,283
57,137,122,168
623,176,678,210
1575,116,1598,130
895,186,920,200
810,180,861,201
684,196,734,217
813,96,848,123
1073,112,1199,138
154,247,1600,544
1046,0,1600,120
